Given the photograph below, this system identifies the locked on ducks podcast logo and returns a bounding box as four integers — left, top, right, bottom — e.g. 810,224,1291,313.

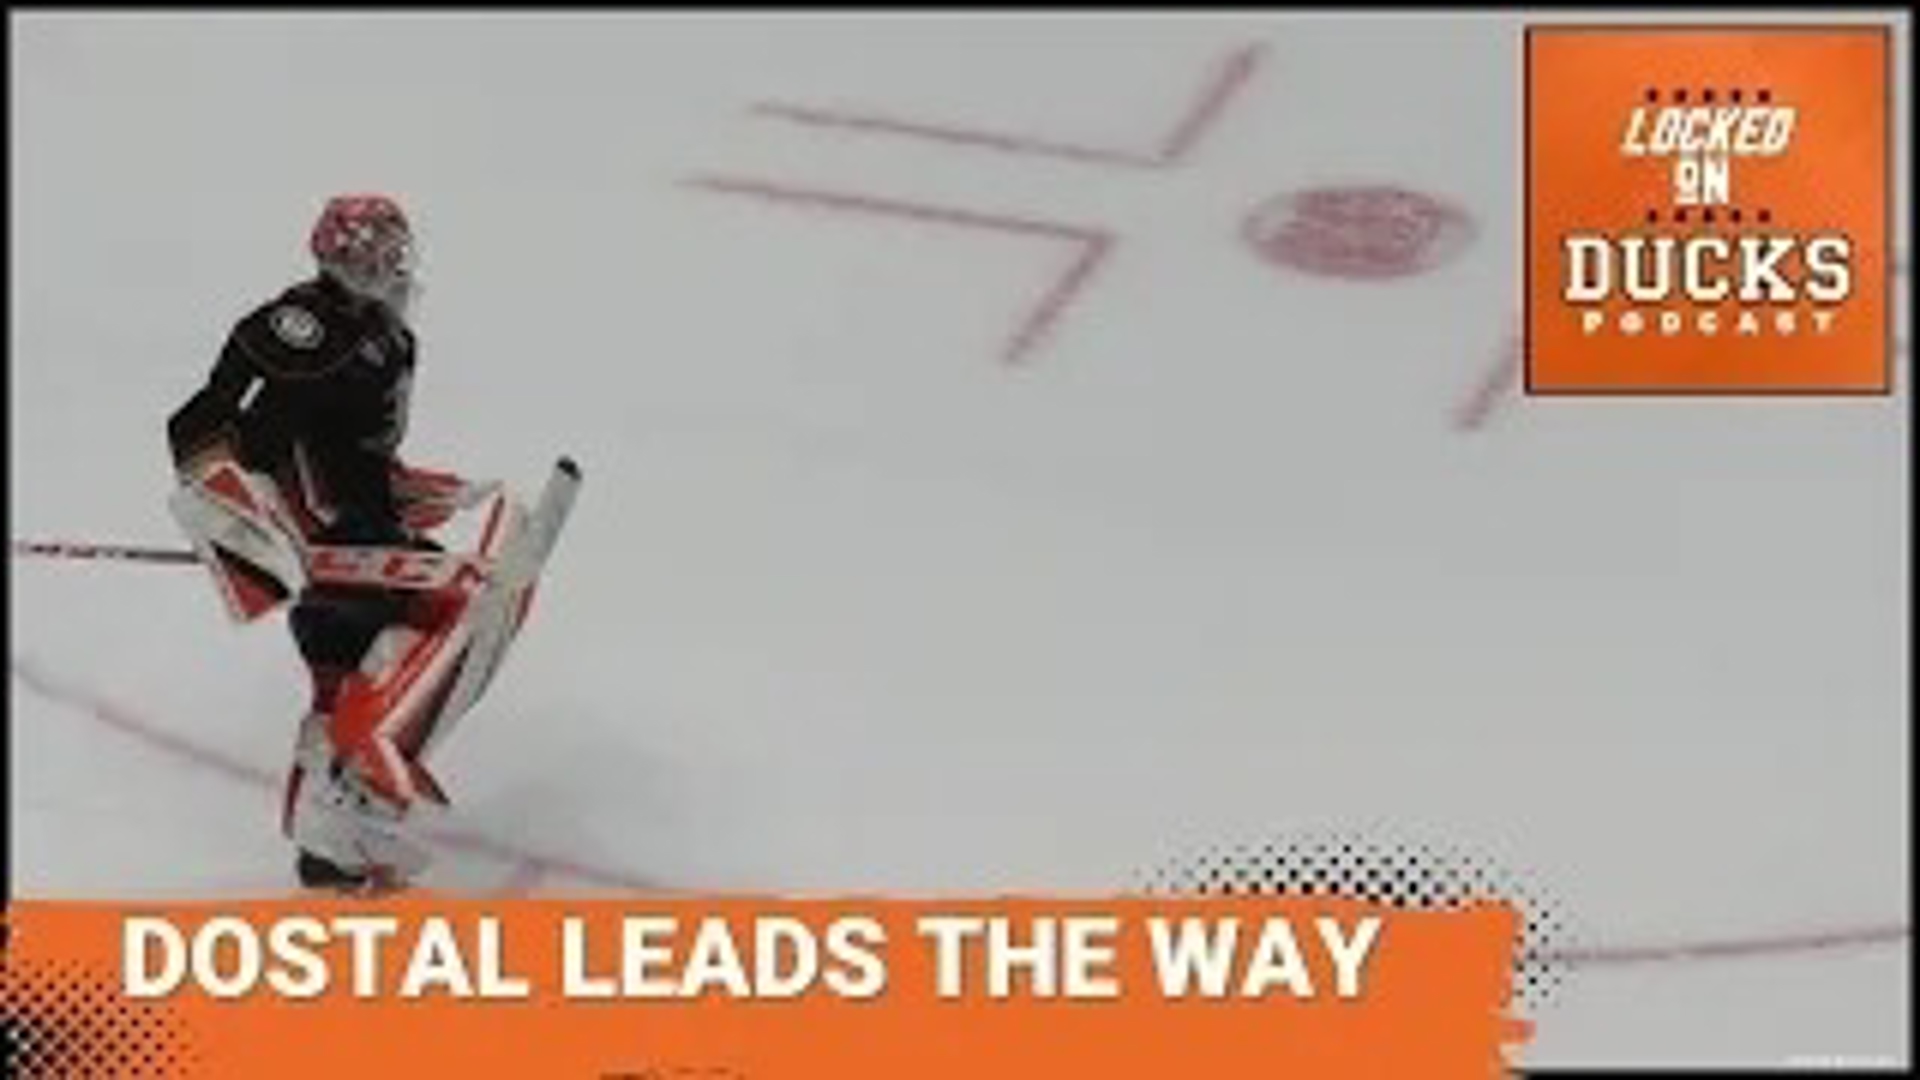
1525,26,1892,393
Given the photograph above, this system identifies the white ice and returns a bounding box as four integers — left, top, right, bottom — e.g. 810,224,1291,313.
8,10,1911,1066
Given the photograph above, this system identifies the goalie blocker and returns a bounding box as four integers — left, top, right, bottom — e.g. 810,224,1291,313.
169,454,581,885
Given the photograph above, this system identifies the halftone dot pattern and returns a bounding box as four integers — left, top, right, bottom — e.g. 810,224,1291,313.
2,956,196,1079
1130,829,1580,1014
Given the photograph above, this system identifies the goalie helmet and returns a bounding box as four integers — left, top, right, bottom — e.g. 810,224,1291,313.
309,194,418,317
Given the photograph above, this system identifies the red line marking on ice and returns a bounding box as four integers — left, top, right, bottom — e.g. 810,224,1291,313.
496,857,552,898
683,174,1115,365
1453,327,1523,433
1546,923,1911,967
1005,232,1114,364
751,42,1266,170
748,103,1160,168
10,655,1908,961
700,44,1267,365
12,657,278,789
1155,42,1266,163
10,655,659,896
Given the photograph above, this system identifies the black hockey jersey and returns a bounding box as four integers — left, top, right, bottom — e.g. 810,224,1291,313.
168,273,417,546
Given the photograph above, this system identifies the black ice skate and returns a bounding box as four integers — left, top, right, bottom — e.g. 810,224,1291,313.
295,849,406,896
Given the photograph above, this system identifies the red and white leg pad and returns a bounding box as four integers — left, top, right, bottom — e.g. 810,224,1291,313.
281,711,431,884
278,458,580,886
280,604,482,884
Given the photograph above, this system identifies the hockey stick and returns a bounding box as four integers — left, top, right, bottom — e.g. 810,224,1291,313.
14,459,568,589
11,536,504,592
10,539,200,565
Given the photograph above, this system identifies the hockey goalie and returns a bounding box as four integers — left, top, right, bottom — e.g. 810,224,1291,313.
164,194,577,894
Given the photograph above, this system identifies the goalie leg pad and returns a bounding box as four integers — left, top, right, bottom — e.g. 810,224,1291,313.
327,606,472,809
301,460,580,827
282,711,430,885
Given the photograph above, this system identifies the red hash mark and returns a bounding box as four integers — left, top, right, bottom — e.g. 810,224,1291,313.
1453,324,1523,433
684,175,1113,365
751,43,1267,169
689,43,1268,365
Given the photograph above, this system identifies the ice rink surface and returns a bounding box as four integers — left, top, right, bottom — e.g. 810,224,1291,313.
9,10,1912,1066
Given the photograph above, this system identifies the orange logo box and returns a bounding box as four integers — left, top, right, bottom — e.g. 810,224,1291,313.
1525,25,1892,394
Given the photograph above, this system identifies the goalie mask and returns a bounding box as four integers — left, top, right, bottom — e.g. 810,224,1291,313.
310,194,418,319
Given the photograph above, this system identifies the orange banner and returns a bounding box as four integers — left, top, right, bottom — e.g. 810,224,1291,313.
3,897,1526,1079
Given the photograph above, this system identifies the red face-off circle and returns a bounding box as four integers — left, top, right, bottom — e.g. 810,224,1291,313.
1242,185,1475,279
